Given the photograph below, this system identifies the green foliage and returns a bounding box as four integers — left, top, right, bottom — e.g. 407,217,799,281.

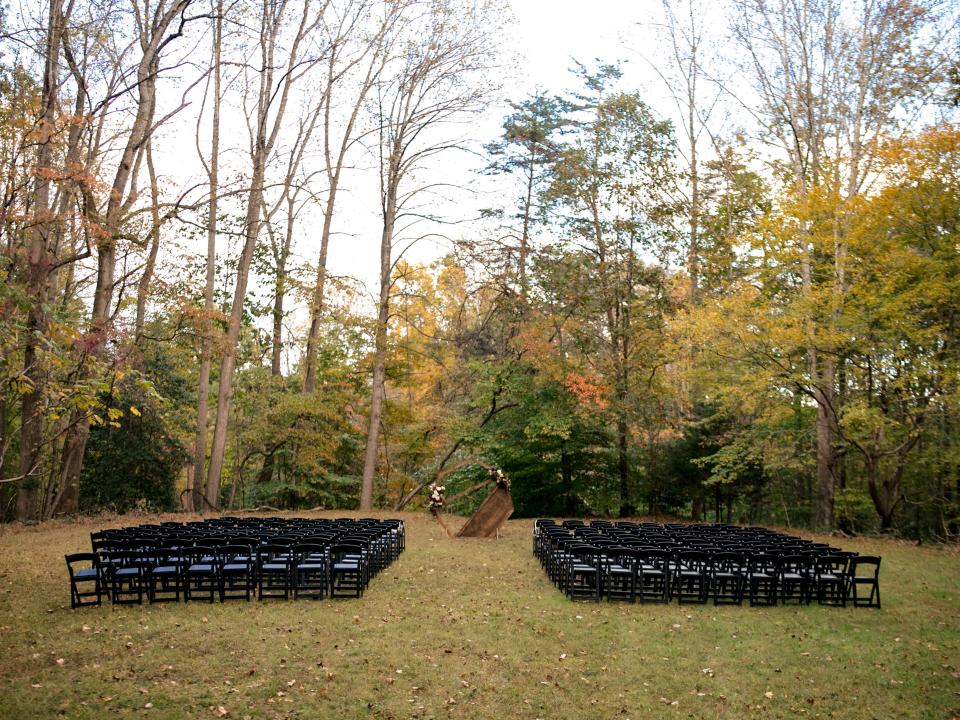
244,474,360,510
79,372,188,514
835,487,879,535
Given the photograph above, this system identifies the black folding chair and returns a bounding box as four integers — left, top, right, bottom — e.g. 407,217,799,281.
257,543,294,600
105,549,151,605
847,556,881,608
812,554,849,606
293,543,328,600
746,553,778,606
66,553,102,609
637,549,671,603
219,544,255,601
564,544,603,602
710,552,745,605
148,548,187,603
603,546,640,603
329,542,367,598
184,545,219,603
777,554,812,605
671,550,710,604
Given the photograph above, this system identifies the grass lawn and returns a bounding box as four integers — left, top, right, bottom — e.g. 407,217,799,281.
0,511,957,719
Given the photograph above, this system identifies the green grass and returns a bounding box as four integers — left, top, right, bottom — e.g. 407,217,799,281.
0,512,958,719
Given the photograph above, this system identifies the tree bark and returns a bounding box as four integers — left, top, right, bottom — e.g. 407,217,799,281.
359,180,397,510
205,0,324,509
53,1,189,516
303,14,393,394
17,0,66,520
134,140,162,342
191,0,223,512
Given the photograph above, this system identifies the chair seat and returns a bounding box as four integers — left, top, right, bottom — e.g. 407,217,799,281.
333,562,359,570
152,565,178,575
222,563,249,572
188,564,214,573
115,567,142,577
298,562,325,570
262,563,289,572
74,569,99,580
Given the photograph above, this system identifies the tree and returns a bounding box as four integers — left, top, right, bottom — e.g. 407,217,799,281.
23,0,199,518
543,64,676,516
205,0,328,510
190,0,225,511
483,92,568,298
302,0,401,394
359,0,501,510
729,0,956,528
16,0,70,520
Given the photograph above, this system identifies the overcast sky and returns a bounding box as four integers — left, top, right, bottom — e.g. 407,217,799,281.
508,0,649,91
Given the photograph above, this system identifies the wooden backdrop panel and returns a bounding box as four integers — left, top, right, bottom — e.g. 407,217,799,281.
456,484,514,538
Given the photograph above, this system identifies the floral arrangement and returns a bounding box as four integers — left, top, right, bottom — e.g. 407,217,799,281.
428,483,446,510
491,467,510,488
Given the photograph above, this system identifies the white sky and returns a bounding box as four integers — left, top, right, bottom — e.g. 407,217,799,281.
318,0,664,296
149,0,700,369
507,0,651,90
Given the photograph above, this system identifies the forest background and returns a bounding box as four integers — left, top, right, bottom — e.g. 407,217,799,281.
1,0,959,538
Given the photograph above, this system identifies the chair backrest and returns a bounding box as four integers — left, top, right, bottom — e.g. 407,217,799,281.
152,548,186,568
639,549,672,567
567,543,602,563
848,555,881,578
256,543,291,563
65,553,100,575
220,544,253,565
329,543,365,562
777,554,811,574
711,552,744,573
747,553,778,574
815,553,849,576
187,545,218,563
676,550,710,571
293,543,328,562
604,546,640,568
105,549,151,570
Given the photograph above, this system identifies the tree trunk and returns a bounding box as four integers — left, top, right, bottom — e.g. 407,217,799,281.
17,0,66,521
302,190,337,394
691,495,703,521
191,0,223,513
813,362,836,529
204,0,324,508
359,192,396,510
269,196,294,376
617,414,632,517
53,4,175,515
561,442,574,515
134,140,162,342
205,155,267,509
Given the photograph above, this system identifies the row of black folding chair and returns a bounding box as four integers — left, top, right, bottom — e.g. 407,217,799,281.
72,518,404,607
533,522,879,607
